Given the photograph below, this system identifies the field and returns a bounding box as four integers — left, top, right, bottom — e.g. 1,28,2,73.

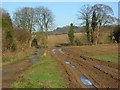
48,31,112,48
50,44,118,88
2,30,119,88
2,44,119,88
64,44,118,63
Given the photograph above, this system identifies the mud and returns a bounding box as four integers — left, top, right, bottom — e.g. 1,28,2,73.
51,48,119,88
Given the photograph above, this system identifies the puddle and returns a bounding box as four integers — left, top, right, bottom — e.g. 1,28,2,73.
31,58,39,63
95,64,100,68
33,52,38,55
51,49,56,54
16,68,23,72
80,75,95,88
58,48,64,54
71,65,76,68
3,70,8,73
33,52,40,56
65,61,70,64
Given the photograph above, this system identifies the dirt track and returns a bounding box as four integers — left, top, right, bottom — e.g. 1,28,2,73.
50,48,119,88
2,49,43,88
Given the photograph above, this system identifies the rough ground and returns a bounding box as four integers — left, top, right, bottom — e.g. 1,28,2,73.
2,49,44,88
2,44,119,88
50,45,119,88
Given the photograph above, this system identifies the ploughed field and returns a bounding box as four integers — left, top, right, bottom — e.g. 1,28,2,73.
50,44,119,88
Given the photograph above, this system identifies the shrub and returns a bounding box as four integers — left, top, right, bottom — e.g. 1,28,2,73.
68,23,74,45
13,28,31,44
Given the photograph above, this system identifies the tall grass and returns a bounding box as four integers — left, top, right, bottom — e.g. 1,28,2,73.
2,48,36,66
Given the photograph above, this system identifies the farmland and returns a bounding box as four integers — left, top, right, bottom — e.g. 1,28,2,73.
50,44,118,88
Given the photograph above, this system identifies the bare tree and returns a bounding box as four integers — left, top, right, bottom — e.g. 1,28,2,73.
41,7,54,39
92,4,116,44
34,6,54,47
77,5,92,43
13,7,35,33
34,7,44,32
13,7,35,47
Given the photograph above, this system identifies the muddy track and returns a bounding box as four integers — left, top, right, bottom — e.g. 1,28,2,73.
2,49,44,88
64,49,118,81
50,49,83,88
51,48,119,88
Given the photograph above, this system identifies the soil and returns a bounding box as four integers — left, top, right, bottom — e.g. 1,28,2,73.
50,45,119,88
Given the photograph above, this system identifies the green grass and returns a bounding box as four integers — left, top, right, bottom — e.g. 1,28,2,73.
91,54,118,63
10,56,67,88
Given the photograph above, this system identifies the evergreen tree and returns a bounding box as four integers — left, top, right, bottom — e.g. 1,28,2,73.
68,23,74,45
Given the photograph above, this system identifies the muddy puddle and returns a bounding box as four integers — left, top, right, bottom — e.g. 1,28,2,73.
51,49,56,54
31,58,39,63
65,61,71,64
33,51,41,56
16,67,23,72
58,48,64,54
94,64,100,68
80,75,95,88
71,65,76,68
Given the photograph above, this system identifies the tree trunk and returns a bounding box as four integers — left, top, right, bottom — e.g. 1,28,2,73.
86,31,90,43
45,25,48,48
28,38,32,48
91,29,94,44
95,26,100,45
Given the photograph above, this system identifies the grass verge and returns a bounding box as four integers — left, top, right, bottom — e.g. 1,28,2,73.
10,56,67,88
2,48,36,66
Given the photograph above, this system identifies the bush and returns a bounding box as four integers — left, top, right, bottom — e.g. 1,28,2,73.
68,23,74,45
2,10,15,51
113,26,120,43
13,28,31,44
11,43,16,51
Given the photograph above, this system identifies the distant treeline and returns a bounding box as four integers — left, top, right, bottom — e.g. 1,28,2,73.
48,25,119,35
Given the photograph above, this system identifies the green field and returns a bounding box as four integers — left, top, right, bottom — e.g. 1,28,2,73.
10,56,67,88
91,54,118,63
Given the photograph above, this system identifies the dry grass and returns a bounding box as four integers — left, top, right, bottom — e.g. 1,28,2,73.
48,31,111,48
48,34,69,48
2,47,36,65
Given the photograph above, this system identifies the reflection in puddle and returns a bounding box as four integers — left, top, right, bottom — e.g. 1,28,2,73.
65,61,70,64
51,49,56,54
71,65,76,68
80,75,95,88
31,58,39,63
